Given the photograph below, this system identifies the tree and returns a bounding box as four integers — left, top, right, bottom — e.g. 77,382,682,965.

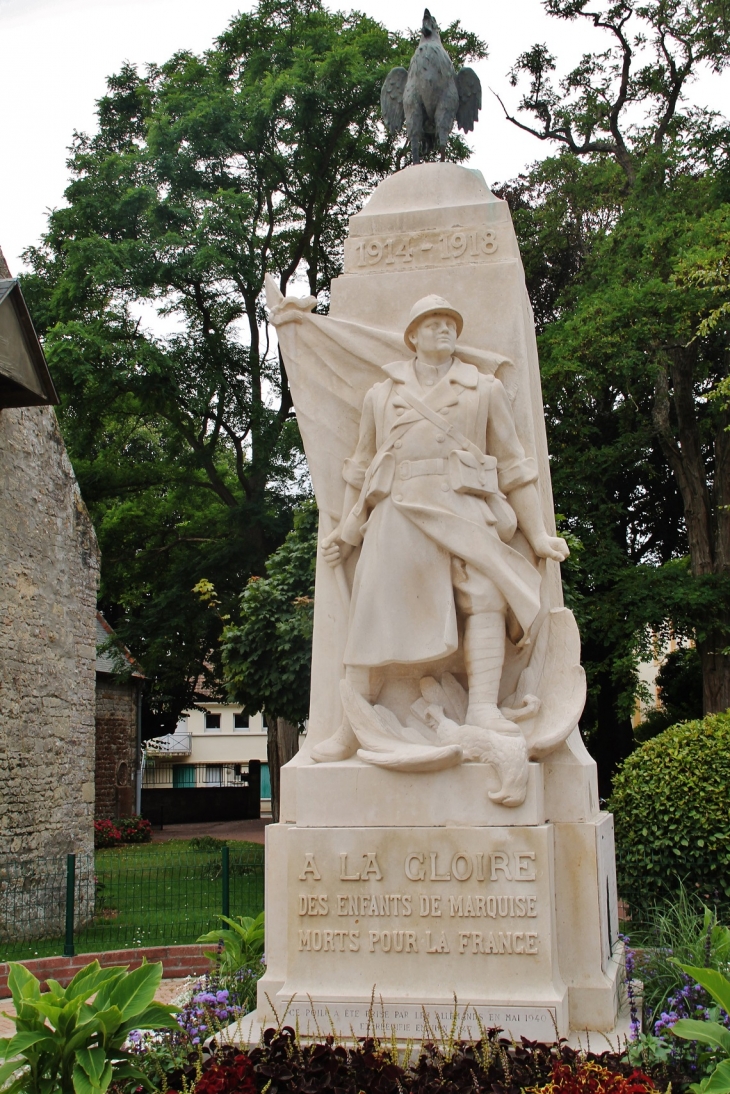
20,0,485,723
499,0,729,187
210,502,318,821
634,645,703,740
498,0,730,740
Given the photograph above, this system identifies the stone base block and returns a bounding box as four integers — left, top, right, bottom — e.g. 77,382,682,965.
252,817,621,1042
282,729,600,829
223,995,633,1051
282,754,546,827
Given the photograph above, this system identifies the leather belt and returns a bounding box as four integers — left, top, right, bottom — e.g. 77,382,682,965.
398,458,446,479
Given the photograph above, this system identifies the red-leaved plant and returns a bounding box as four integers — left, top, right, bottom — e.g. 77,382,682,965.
527,1060,656,1094
94,816,152,847
193,1052,256,1094
93,819,122,848
118,816,153,843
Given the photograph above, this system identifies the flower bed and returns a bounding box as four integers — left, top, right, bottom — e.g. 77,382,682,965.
94,816,152,847
147,1032,672,1094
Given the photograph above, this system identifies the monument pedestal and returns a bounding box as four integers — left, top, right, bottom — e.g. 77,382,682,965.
248,731,622,1042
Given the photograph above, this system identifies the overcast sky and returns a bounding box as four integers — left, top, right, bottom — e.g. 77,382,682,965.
1,0,728,275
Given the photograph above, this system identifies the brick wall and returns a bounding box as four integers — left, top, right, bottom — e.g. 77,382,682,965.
0,944,211,998
0,406,99,866
96,677,140,819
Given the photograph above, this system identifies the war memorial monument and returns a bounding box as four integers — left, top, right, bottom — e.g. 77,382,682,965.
238,13,624,1043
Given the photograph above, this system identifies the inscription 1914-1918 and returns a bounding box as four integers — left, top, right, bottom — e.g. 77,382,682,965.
346,228,498,273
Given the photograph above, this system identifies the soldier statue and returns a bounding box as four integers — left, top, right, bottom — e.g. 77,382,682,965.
313,295,569,766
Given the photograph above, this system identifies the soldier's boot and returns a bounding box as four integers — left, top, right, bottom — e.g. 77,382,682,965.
464,611,521,736
310,666,376,762
310,720,359,763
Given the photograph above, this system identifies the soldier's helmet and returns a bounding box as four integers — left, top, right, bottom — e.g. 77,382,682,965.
404,295,464,351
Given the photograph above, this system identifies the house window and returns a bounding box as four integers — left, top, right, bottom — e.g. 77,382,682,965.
205,764,222,786
204,713,221,732
234,713,249,731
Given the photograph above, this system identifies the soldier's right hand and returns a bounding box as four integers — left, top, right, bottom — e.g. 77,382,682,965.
321,530,353,568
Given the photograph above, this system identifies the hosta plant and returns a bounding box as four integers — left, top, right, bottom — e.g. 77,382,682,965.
0,958,179,1094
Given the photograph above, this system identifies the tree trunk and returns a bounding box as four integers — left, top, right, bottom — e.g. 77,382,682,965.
278,718,301,770
698,635,730,715
653,349,730,713
266,716,300,823
266,715,280,823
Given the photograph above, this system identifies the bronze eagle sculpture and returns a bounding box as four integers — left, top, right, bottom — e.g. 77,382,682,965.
380,9,482,164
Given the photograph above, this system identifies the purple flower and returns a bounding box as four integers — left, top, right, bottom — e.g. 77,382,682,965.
216,990,229,1002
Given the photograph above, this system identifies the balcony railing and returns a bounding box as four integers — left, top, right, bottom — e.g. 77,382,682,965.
143,732,192,758
142,762,254,789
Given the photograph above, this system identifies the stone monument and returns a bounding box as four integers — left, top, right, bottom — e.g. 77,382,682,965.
240,161,622,1043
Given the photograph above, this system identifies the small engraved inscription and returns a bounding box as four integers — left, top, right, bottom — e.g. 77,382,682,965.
282,1000,557,1041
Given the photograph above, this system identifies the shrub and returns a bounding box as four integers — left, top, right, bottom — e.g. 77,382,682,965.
118,816,152,843
95,816,152,848
94,819,122,848
190,836,227,853
610,712,730,916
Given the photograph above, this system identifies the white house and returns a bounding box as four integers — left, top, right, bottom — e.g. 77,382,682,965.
144,703,272,804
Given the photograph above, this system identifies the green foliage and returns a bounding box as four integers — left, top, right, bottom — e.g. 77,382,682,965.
632,890,730,1019
672,964,730,1093
219,502,317,724
197,912,265,974
497,137,730,784
504,0,730,184
0,959,178,1094
197,912,265,1013
609,713,730,915
635,647,704,742
188,836,227,853
19,0,483,723
674,207,730,339
495,0,730,780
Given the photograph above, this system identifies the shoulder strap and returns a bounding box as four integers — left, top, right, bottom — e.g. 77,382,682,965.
398,387,485,462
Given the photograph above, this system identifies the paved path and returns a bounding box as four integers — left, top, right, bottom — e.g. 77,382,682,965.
151,817,271,844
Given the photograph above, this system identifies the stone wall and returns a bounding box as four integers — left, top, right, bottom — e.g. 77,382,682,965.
95,677,140,819
0,405,99,864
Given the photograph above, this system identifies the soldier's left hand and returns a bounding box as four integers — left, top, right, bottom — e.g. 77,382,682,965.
531,534,570,562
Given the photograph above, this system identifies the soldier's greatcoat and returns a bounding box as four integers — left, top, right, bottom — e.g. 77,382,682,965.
340,357,542,668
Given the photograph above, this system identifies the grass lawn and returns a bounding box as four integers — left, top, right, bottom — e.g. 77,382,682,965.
1,840,264,964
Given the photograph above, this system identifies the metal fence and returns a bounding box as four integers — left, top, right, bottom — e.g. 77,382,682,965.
0,845,265,964
142,763,254,788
